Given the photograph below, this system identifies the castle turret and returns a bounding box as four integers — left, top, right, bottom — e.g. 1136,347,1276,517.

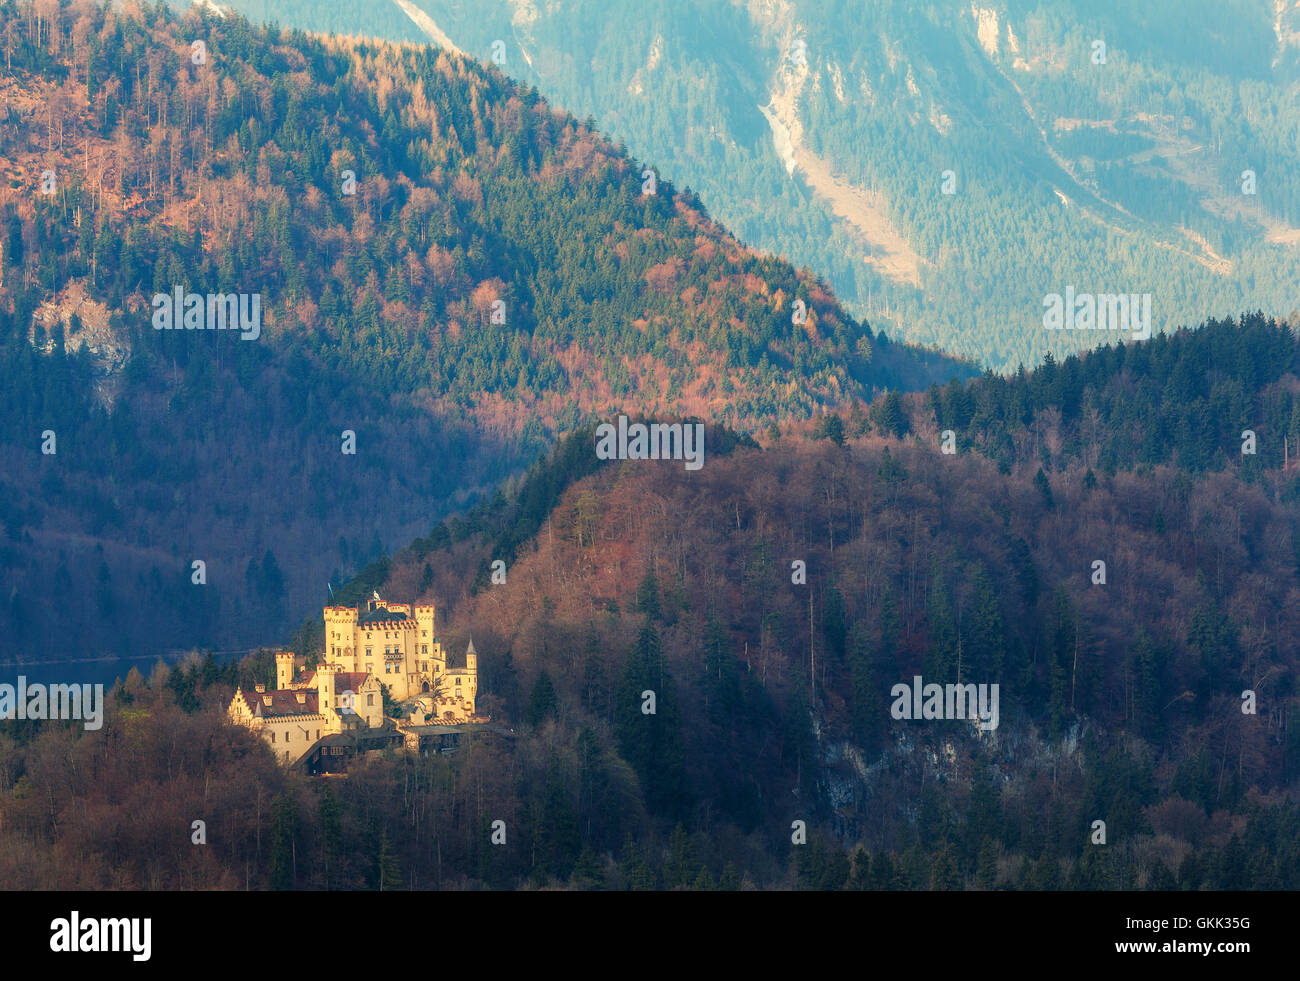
323,604,360,670
316,667,336,717
275,651,294,691
466,636,477,675
414,603,437,663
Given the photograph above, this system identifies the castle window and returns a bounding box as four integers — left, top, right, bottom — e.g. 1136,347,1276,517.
422,630,427,637
270,731,276,743
366,664,373,673
366,647,372,657
422,645,428,656
456,678,461,686
367,694,374,706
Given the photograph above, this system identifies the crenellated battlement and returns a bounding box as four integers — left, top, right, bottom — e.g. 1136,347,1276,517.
230,592,477,766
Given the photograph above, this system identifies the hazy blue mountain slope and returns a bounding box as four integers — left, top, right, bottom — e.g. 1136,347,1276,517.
213,0,1300,371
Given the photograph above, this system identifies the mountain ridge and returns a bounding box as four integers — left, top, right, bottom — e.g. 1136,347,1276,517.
223,0,1300,371
0,1,966,660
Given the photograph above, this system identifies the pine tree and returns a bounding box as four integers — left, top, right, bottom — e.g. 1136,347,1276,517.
620,836,656,890
848,848,871,889
821,582,846,667
924,564,959,683
812,412,845,446
269,795,297,890
719,862,741,891
376,828,401,891
1045,588,1076,738
929,844,962,890
664,824,697,889
1030,851,1061,890
869,852,904,890
570,847,606,889
527,670,558,727
701,618,741,726
870,389,909,438
975,837,998,889
319,784,342,890
847,621,883,753
966,565,1006,679
1034,467,1055,509
580,628,608,718
533,769,581,882
615,624,690,819
635,567,662,619
1147,861,1177,890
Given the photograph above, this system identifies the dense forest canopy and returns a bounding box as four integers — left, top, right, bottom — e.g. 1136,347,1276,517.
6,374,1300,888
229,0,1300,372
891,313,1300,480
0,0,964,659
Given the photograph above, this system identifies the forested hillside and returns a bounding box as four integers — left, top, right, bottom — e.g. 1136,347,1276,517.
0,1,964,659
6,371,1300,888
293,319,1300,888
870,313,1300,479
228,0,1300,372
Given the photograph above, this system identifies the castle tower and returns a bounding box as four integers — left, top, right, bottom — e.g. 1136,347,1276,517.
323,603,360,672
414,603,437,662
317,666,336,718
465,637,478,713
275,652,294,691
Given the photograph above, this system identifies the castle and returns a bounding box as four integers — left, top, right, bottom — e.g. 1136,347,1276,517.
228,593,479,766
321,591,477,706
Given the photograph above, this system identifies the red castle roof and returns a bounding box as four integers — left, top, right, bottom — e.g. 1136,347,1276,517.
241,689,320,718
